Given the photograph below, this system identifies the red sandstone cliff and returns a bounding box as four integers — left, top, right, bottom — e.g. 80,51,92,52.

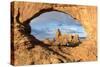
11,1,97,65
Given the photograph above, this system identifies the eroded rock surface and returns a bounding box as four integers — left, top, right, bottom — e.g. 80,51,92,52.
11,1,97,65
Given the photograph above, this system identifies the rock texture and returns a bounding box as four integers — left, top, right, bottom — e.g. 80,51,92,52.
53,29,80,46
11,1,97,66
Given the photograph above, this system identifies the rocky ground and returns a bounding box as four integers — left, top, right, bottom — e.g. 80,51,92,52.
11,2,97,66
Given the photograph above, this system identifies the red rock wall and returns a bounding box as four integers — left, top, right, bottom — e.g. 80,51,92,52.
11,1,97,65
12,1,97,40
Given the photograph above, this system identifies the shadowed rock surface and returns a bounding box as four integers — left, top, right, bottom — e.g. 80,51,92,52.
11,2,97,65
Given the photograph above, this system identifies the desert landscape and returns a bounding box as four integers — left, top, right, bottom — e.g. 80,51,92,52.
11,1,97,66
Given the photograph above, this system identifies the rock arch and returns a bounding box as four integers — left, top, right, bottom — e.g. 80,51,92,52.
11,1,97,65
12,1,97,40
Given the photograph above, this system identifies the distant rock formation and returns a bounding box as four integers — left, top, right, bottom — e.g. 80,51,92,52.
54,29,62,45
54,29,68,45
55,29,62,39
67,34,80,46
44,29,80,46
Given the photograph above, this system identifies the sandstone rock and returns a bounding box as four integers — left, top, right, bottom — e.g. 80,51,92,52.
67,34,80,47
54,29,62,45
55,29,62,40
11,1,97,65
72,34,80,44
61,34,68,45
43,38,51,45
67,34,73,43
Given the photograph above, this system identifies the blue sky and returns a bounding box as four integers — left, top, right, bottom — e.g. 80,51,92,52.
30,11,87,40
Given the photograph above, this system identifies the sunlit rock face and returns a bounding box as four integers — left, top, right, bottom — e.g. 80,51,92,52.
11,2,97,65
30,11,87,40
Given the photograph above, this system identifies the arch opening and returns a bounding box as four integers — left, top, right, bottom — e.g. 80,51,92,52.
29,11,87,41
